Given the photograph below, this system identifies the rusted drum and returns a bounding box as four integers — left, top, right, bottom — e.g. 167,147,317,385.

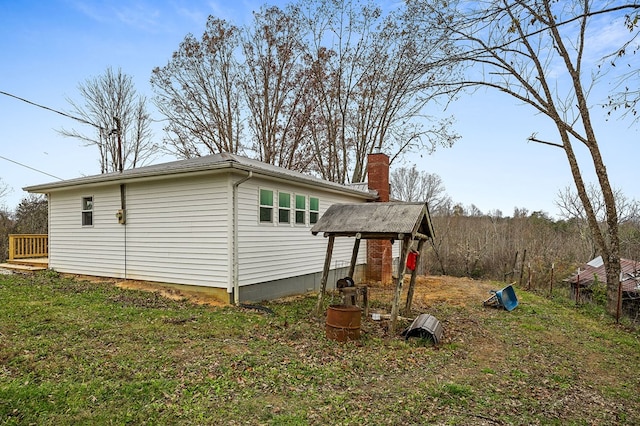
325,304,361,342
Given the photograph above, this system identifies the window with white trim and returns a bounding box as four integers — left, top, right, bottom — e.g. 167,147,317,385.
278,192,290,224
295,194,306,225
259,189,274,223
81,196,93,226
310,197,319,224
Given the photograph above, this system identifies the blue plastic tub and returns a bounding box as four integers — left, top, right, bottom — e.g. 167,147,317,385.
484,284,518,311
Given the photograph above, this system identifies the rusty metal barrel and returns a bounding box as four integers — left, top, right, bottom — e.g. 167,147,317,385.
325,304,361,342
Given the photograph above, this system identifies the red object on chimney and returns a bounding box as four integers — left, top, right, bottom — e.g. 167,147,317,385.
366,151,393,284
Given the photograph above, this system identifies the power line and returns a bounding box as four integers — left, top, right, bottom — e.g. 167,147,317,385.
0,90,83,181
0,155,63,181
0,90,103,129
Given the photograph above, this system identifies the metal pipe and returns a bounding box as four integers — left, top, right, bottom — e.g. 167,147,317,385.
232,171,253,305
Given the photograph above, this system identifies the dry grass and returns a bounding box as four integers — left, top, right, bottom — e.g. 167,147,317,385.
1,271,638,425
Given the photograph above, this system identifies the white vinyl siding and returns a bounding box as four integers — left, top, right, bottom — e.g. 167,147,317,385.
49,187,125,277
236,177,366,286
124,175,229,287
48,175,230,288
45,169,369,293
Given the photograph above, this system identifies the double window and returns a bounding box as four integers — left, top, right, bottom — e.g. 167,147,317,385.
81,196,93,226
259,189,319,226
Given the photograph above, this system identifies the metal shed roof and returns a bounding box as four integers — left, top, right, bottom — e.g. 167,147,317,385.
310,202,434,240
568,256,640,293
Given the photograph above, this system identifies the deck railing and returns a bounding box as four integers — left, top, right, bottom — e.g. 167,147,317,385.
8,234,48,260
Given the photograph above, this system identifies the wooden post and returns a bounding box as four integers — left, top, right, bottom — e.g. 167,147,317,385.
361,286,369,318
390,236,411,334
404,238,426,315
616,279,622,324
347,234,361,279
519,249,527,287
8,235,15,261
315,235,335,317
549,262,554,297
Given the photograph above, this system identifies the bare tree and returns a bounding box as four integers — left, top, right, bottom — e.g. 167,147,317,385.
605,12,640,123
60,67,156,173
419,0,640,316
556,183,640,258
151,17,243,157
152,1,458,182
0,178,9,203
0,207,13,263
13,194,48,235
0,178,12,262
557,183,640,225
299,0,459,183
242,5,314,171
390,166,450,211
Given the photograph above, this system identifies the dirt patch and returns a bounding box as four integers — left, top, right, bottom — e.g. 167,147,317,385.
114,280,228,307
61,274,228,307
366,275,499,309
65,273,501,311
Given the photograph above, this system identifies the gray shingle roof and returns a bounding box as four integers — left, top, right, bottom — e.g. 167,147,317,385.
24,153,376,200
310,202,434,240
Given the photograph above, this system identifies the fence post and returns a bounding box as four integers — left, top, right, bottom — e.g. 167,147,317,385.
8,235,15,261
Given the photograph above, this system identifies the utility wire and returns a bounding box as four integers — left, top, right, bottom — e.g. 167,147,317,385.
0,155,63,180
0,90,102,129
0,90,97,181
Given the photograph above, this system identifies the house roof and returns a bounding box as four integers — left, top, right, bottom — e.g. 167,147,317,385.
24,153,376,200
310,202,434,240
568,256,640,293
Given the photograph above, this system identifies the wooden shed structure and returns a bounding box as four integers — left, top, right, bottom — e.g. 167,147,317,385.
311,202,435,332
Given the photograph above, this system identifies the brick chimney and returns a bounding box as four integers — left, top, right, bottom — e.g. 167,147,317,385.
366,151,393,283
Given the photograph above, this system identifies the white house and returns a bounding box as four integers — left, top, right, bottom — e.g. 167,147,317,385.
24,152,391,303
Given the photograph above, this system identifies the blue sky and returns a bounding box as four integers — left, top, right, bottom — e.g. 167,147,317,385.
1,0,638,218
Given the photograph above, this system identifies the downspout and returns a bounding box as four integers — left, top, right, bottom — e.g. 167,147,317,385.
119,184,127,279
232,171,253,305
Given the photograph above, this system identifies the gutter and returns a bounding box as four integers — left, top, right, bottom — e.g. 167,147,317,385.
24,157,374,201
232,171,253,305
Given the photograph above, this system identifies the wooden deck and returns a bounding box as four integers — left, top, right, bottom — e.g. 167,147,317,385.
2,234,49,273
0,257,49,273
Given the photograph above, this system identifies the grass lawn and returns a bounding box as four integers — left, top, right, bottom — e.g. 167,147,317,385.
0,271,638,425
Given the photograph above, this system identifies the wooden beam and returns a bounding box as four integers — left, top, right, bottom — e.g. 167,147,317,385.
347,234,361,278
315,235,335,316
414,232,430,241
321,232,409,240
390,236,411,334
404,238,426,315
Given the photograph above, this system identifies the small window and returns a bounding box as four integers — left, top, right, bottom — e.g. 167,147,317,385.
259,189,273,223
295,195,306,225
310,197,319,224
82,196,93,226
279,192,290,224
